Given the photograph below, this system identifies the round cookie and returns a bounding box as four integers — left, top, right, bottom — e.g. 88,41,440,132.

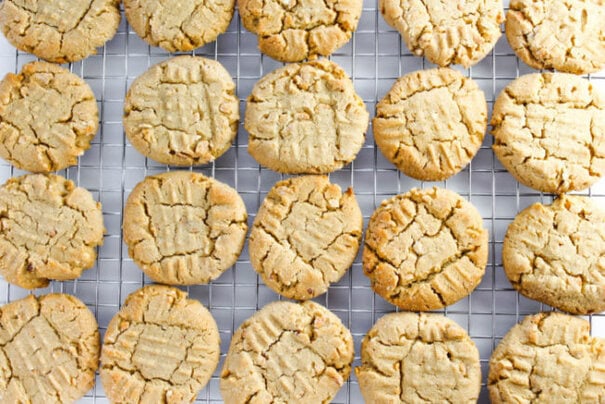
238,0,362,62
246,60,368,174
0,174,104,289
0,294,100,403
356,312,481,403
0,61,98,173
101,285,220,403
124,56,239,166
489,312,605,403
249,175,362,300
363,187,488,311
380,0,503,67
0,0,120,63
374,68,487,181
123,171,247,285
220,300,354,403
491,73,605,193
506,0,605,74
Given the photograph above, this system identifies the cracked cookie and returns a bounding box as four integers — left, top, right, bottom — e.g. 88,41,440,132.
0,0,120,63
374,68,487,181
380,0,503,67
0,293,100,403
124,56,239,166
0,174,104,289
249,175,362,300
489,312,605,403
356,312,481,403
246,60,368,174
491,73,605,193
220,300,354,403
0,61,98,173
123,171,247,285
363,187,488,311
100,285,220,404
506,0,605,74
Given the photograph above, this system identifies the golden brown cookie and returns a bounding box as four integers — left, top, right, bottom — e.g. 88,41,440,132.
123,171,247,285
246,60,368,174
489,312,605,403
374,68,487,181
124,56,239,166
100,285,220,404
0,293,100,403
491,73,605,193
249,175,362,300
220,300,354,403
363,187,488,311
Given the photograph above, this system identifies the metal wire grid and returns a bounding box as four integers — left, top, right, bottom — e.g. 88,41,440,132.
0,0,604,403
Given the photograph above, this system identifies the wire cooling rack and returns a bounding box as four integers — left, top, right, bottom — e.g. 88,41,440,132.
0,1,604,403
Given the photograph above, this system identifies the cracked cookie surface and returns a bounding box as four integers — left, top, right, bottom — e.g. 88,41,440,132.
249,175,362,300
100,285,220,404
123,171,247,285
0,293,100,404
246,60,368,174
0,0,120,63
374,68,487,181
124,56,239,166
0,174,104,289
489,312,605,403
0,61,98,173
491,73,605,193
220,300,354,403
363,187,488,311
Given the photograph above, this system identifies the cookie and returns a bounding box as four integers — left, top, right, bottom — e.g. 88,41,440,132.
0,0,120,63
491,73,605,193
238,0,362,62
0,61,98,173
249,175,362,300
220,300,354,403
356,312,481,403
374,68,487,181
0,174,104,289
101,285,220,403
489,312,605,403
246,60,368,174
380,0,503,67
124,0,234,52
0,293,100,403
124,56,239,166
123,171,247,285
506,0,605,74
363,187,488,311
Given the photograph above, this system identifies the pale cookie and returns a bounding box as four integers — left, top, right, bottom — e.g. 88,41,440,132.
238,0,362,62
0,294,100,404
0,61,98,173
489,312,605,403
363,187,488,311
101,285,220,404
380,0,504,67
0,174,104,289
124,56,239,166
491,73,605,193
123,171,247,285
220,300,354,403
374,68,487,181
0,0,120,63
249,175,362,300
356,312,481,403
506,0,605,74
246,60,368,174
125,0,234,52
